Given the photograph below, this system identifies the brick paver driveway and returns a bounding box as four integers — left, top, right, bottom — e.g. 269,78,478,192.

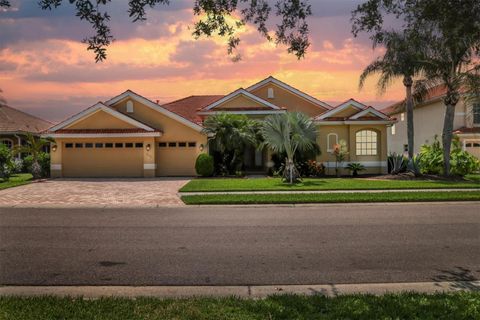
0,178,190,208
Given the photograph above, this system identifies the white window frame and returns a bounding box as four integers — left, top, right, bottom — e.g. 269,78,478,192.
400,113,405,121
1,138,13,149
327,133,338,153
473,104,480,127
355,130,378,156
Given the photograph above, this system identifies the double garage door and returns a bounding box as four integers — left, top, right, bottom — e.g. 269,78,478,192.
62,142,144,177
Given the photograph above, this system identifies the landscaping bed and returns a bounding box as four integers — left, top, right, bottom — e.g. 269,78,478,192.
182,190,480,205
180,175,480,193
1,292,479,320
0,173,33,190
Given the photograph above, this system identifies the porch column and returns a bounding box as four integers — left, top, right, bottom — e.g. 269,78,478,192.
50,141,62,178
143,137,156,178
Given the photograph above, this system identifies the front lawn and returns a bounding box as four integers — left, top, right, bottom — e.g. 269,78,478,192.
1,292,479,319
182,190,480,205
180,175,480,192
0,173,32,190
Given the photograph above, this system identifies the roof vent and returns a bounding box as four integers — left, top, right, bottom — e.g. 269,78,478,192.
126,100,134,113
267,87,274,99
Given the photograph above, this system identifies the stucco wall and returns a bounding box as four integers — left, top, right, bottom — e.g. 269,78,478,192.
67,110,137,129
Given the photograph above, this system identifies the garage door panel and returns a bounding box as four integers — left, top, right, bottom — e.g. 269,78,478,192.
156,148,197,176
63,147,143,177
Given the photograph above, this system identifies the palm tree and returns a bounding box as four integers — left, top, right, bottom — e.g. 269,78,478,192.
14,133,52,179
202,113,260,175
359,30,426,163
261,112,318,184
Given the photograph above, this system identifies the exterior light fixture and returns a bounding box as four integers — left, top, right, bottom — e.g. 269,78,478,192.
199,144,204,151
52,145,57,152
146,144,151,151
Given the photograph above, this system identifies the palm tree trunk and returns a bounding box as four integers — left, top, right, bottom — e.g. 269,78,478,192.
442,103,456,176
403,76,414,161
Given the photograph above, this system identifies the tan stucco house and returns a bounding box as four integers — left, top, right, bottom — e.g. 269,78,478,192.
383,86,480,159
45,76,396,177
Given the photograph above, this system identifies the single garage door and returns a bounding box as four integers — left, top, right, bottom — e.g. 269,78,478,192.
156,141,198,176
62,141,144,177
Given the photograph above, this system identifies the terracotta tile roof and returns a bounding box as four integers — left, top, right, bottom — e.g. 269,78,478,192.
0,104,52,133
161,95,224,125
55,128,161,134
208,106,285,111
382,85,448,115
453,127,480,134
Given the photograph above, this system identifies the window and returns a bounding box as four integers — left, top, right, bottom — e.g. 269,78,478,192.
466,143,472,147
115,143,123,148
188,142,196,147
85,143,93,148
391,124,396,135
105,143,113,148
1,139,13,149
65,143,73,148
178,142,187,147
267,87,274,99
474,143,480,147
403,144,408,152
126,100,134,113
125,143,133,148
168,142,177,147
159,142,167,147
400,113,405,121
95,143,103,148
355,130,378,156
474,104,480,125
327,133,338,152
135,143,143,148
75,143,83,148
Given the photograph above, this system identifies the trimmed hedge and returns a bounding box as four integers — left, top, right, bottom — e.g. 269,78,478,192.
195,153,214,177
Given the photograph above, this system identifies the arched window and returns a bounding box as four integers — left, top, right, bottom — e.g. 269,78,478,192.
1,139,13,149
327,133,338,152
356,130,378,155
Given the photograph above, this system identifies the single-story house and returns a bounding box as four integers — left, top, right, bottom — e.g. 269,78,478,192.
383,85,480,159
45,76,396,177
0,103,52,155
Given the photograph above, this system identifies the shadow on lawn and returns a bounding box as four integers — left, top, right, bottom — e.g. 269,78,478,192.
432,266,480,291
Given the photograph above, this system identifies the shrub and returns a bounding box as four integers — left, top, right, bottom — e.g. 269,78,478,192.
346,162,366,177
388,152,407,174
450,149,480,176
305,160,325,177
0,144,13,181
195,153,214,177
12,158,23,174
22,152,50,178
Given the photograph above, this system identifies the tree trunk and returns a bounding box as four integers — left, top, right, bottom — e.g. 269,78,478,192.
442,103,456,176
403,76,414,161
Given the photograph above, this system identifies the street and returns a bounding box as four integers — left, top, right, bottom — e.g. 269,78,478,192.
1,202,479,285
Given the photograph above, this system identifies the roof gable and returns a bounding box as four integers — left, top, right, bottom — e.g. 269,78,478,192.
316,99,366,120
48,102,154,132
201,88,283,112
349,107,390,120
0,104,51,133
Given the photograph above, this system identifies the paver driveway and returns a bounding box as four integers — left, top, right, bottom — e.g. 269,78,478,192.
0,178,190,208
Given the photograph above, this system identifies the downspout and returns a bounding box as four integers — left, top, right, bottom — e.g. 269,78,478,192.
14,134,21,159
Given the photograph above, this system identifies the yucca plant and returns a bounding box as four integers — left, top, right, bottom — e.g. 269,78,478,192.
346,162,366,177
388,152,406,175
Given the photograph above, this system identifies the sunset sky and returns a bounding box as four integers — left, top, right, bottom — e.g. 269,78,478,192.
0,0,404,122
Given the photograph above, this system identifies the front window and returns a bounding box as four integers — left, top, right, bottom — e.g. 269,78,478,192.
1,139,13,149
474,104,480,125
356,130,378,156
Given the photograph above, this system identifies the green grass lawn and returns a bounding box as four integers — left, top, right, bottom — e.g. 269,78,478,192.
180,175,480,192
182,190,480,205
1,292,479,320
0,173,32,190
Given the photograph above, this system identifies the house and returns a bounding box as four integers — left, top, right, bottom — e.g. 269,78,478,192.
0,103,52,153
45,76,396,177
383,86,480,159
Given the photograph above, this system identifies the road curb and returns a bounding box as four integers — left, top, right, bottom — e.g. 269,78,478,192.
1,281,478,298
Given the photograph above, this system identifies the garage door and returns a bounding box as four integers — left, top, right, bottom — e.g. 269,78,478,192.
62,142,144,177
156,141,198,176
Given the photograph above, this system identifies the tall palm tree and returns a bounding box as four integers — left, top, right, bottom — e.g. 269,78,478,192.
359,30,426,163
261,112,317,184
202,113,259,174
14,133,52,179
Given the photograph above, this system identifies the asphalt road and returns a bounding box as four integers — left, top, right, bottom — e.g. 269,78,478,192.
1,203,479,286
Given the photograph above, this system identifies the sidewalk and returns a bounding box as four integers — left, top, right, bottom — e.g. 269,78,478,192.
1,281,478,298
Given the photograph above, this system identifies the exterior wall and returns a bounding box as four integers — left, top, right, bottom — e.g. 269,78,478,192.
212,95,269,110
67,110,137,129
111,99,208,176
388,99,467,154
317,124,388,175
332,107,363,118
250,83,328,117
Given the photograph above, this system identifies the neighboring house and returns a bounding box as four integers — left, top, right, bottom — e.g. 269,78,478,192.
0,104,52,155
383,86,480,159
45,76,396,178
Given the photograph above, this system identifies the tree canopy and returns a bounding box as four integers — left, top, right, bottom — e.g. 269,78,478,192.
0,0,312,62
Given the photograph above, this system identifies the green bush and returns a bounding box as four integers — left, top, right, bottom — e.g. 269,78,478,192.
346,162,366,176
22,152,50,178
0,144,13,181
195,153,214,177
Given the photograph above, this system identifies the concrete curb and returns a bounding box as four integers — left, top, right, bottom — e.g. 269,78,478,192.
1,281,479,298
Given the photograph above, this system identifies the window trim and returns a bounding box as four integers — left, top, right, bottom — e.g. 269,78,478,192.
473,104,480,126
355,129,378,156
0,138,14,149
327,133,338,153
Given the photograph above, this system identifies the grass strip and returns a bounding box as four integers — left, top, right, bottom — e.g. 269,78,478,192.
0,173,33,190
182,191,480,205
180,175,480,193
1,292,479,320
